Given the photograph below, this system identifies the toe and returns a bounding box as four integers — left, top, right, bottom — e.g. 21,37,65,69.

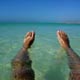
59,31,68,40
25,32,32,38
61,31,67,37
57,30,63,38
57,30,61,36
57,30,62,40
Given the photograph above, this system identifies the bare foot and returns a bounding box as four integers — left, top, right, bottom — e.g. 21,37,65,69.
23,31,35,49
57,30,70,50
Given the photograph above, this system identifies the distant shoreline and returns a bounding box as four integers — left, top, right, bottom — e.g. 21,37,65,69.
0,22,80,25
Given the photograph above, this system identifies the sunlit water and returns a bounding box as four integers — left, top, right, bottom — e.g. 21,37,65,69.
0,23,80,80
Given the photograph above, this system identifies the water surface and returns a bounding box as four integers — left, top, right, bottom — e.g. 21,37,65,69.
0,23,80,80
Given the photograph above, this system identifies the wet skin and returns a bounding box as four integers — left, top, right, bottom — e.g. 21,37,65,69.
12,32,35,80
57,30,80,80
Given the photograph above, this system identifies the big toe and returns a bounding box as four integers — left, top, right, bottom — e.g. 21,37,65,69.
57,30,62,38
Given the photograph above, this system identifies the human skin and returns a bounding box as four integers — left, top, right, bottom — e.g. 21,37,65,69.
11,32,35,80
57,30,80,80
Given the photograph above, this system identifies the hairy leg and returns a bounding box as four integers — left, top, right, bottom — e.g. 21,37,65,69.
57,30,80,80
12,32,35,80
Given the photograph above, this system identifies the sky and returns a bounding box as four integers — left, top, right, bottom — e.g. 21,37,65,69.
0,0,80,22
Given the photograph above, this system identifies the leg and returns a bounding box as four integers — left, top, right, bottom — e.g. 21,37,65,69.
12,31,35,80
57,30,80,80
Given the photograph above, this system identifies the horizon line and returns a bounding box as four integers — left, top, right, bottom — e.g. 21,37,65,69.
0,22,80,25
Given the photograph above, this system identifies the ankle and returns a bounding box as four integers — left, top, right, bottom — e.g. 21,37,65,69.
23,44,29,50
64,46,71,51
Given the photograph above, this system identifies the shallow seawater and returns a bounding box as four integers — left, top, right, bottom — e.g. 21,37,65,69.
0,23,80,80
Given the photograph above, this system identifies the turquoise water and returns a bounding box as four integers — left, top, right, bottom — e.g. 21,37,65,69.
0,23,80,80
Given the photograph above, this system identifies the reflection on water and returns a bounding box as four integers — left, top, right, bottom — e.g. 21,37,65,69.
0,23,80,80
